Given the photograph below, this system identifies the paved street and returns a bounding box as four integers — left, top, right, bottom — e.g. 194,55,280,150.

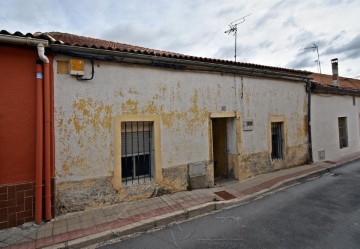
99,160,360,249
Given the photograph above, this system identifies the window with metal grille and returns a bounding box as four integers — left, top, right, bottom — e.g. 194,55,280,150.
338,117,348,149
121,121,153,184
271,122,284,160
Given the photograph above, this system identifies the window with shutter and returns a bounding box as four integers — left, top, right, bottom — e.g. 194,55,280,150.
121,121,153,184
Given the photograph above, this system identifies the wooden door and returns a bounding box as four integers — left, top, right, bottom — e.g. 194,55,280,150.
212,118,228,178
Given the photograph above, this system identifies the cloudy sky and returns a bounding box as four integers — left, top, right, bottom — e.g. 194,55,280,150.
1,0,360,77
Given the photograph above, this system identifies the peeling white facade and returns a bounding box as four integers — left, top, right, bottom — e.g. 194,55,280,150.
53,54,311,213
55,57,230,182
241,79,308,153
54,56,309,183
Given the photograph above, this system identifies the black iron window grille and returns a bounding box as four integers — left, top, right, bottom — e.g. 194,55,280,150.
338,117,348,149
121,121,153,185
271,122,284,160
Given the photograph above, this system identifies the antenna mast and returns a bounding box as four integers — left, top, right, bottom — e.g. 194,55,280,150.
225,13,252,62
302,43,322,74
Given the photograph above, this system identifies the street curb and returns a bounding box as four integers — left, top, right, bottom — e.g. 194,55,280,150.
43,157,359,249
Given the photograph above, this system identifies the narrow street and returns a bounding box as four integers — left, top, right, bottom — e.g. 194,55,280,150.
99,160,360,249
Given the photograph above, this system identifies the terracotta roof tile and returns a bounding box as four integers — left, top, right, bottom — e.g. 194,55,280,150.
1,30,310,75
0,29,35,38
35,31,309,75
310,73,360,90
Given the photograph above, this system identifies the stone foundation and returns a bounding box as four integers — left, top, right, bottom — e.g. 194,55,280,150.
56,177,120,214
237,144,309,180
160,164,188,192
189,162,214,189
55,145,308,215
56,163,216,215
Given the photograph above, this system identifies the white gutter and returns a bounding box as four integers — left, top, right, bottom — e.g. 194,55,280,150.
0,34,48,47
37,43,49,63
0,34,49,63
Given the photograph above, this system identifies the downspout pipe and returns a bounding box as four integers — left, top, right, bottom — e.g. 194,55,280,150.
306,79,313,163
1,35,53,223
35,60,44,225
37,44,52,221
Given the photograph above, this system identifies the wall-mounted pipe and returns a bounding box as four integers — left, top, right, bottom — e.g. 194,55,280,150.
37,43,49,63
38,44,52,221
35,61,44,224
0,35,51,224
306,79,313,163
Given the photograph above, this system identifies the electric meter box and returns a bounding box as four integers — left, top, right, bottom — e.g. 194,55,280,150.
70,59,85,76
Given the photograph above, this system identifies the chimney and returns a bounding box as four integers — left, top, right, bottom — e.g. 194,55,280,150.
331,58,339,86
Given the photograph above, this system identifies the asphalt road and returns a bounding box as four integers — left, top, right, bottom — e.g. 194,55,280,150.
99,160,360,249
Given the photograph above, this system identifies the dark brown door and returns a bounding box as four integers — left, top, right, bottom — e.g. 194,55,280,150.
212,118,228,178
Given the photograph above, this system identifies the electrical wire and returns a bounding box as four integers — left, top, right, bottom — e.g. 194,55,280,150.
76,59,94,81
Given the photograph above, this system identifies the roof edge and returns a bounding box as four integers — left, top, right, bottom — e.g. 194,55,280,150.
52,43,311,81
311,81,360,96
37,31,310,76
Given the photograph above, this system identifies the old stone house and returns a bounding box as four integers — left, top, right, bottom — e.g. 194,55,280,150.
42,32,311,214
2,30,359,229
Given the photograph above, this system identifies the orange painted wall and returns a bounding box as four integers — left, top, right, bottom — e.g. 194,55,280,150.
0,45,39,184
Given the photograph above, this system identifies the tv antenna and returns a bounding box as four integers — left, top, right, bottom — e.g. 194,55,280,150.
225,13,252,62
301,43,321,74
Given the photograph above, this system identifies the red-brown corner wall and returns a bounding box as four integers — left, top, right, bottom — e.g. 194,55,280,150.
0,45,38,184
0,44,55,229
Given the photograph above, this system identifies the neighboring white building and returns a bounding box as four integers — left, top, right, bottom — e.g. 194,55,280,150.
43,32,311,213
310,70,360,162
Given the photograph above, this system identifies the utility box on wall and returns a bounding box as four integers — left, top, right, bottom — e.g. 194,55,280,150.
189,161,206,177
243,119,253,131
70,59,84,76
189,161,208,189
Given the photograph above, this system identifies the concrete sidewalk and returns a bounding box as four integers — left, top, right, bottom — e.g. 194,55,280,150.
1,153,360,249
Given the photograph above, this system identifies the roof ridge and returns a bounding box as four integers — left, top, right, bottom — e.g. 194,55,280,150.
0,29,310,75
42,31,186,56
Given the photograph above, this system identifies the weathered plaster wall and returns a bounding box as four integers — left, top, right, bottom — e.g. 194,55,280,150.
54,57,236,184
238,78,309,178
311,94,360,162
54,56,308,212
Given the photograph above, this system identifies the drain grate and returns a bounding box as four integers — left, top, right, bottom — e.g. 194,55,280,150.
214,191,236,200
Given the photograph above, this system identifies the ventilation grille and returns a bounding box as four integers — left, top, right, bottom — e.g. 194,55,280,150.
243,119,253,131
318,150,325,160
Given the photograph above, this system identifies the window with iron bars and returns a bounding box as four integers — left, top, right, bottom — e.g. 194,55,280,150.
121,121,154,185
338,117,348,149
271,122,284,160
